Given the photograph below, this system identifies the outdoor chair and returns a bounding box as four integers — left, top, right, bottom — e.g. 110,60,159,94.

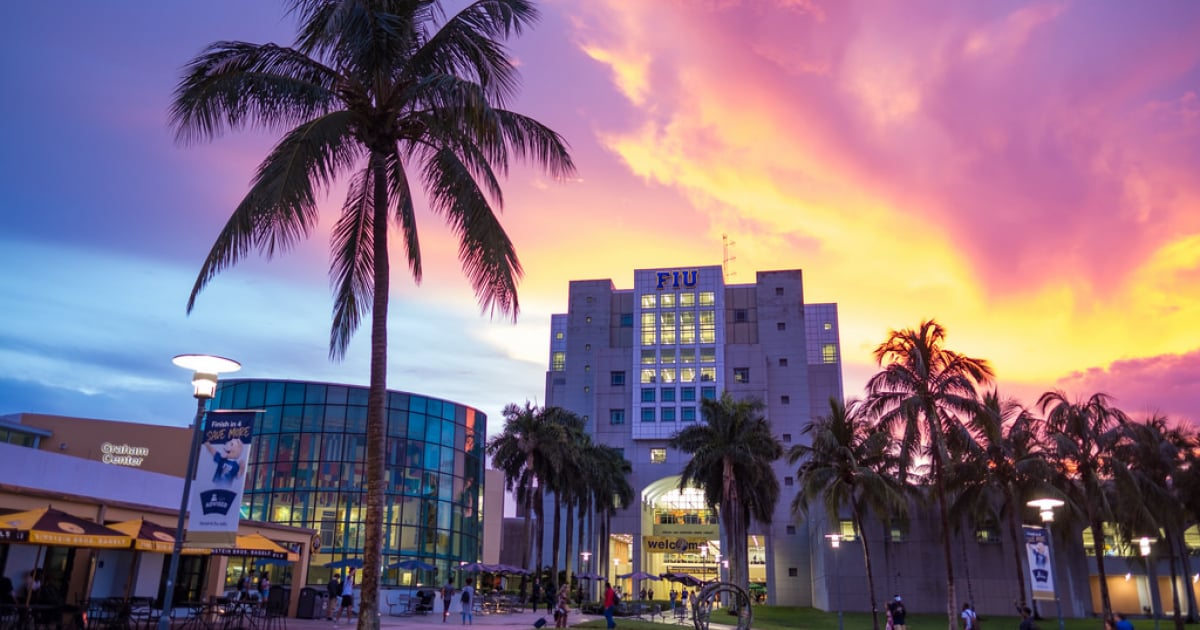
386,595,412,617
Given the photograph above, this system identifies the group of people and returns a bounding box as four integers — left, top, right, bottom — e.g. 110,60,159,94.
667,588,695,610
324,566,358,625
436,577,476,625
234,569,272,605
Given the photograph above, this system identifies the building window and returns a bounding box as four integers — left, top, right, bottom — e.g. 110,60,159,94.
641,388,656,403
641,369,656,384
782,433,792,443
650,448,667,463
641,294,657,309
586,316,592,323
642,408,656,423
610,409,625,425
733,368,749,383
824,322,832,330
583,386,590,393
555,331,564,340
700,367,716,382
680,292,695,307
700,347,716,363
701,387,716,400
641,350,657,364
778,357,788,367
822,344,837,364
976,523,1002,544
611,371,626,386
682,406,696,422
661,349,676,364
678,367,694,383
680,348,695,364
662,408,676,422
620,313,633,327
839,520,858,541
786,526,796,535
776,322,786,331
661,388,676,402
775,287,784,296
660,368,676,383
781,395,790,405
890,524,907,543
661,293,676,308
784,476,794,486
551,352,565,371
788,568,798,577
699,310,716,343
733,309,748,323
585,364,591,372
699,291,715,306
585,343,592,351
681,387,696,402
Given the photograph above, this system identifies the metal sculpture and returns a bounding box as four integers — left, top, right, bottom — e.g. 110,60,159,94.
691,582,752,630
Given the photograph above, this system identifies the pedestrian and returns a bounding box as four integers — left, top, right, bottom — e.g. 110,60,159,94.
1019,606,1035,630
887,595,907,630
1114,613,1134,630
335,573,355,625
648,588,654,602
681,589,689,610
325,574,342,621
237,572,250,600
960,602,978,630
460,578,475,625
531,580,542,612
640,587,646,601
602,581,617,630
441,579,455,622
669,589,677,611
555,583,570,628
258,572,270,607
345,568,357,611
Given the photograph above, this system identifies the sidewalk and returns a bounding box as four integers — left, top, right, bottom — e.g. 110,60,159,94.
288,609,603,629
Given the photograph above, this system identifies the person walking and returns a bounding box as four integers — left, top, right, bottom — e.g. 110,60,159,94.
1019,606,1036,630
531,580,542,613
960,602,978,630
554,583,570,628
887,595,908,630
603,581,617,630
460,578,475,625
440,579,455,622
334,574,354,626
325,574,342,621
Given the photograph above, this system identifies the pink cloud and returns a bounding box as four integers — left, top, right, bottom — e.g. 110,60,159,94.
1053,349,1200,425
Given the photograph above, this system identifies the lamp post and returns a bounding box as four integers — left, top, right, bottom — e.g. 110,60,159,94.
581,551,592,601
1140,537,1160,630
826,534,843,630
159,354,240,630
1027,498,1065,630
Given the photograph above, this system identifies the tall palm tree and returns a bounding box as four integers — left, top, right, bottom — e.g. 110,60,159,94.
790,397,907,630
171,3,573,627
1039,390,1129,621
949,391,1052,612
486,402,568,577
863,320,993,630
670,393,783,593
543,408,587,589
583,443,633,589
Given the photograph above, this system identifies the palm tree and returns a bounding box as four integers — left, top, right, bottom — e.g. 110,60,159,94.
583,443,633,589
171,2,573,627
949,391,1052,612
543,408,587,589
863,320,993,630
1040,390,1129,621
486,402,568,578
790,397,907,630
670,393,783,593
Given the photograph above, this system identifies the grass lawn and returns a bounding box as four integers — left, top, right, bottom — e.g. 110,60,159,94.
572,606,1111,629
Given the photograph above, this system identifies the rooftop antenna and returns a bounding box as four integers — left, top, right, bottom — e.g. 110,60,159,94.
722,234,737,282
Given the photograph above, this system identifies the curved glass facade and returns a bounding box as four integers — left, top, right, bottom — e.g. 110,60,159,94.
212,379,485,585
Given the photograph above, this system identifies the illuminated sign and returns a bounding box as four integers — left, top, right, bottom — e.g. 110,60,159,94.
100,442,150,467
642,536,707,554
655,270,698,290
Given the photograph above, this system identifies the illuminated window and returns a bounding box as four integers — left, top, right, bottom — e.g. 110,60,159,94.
641,350,657,364
733,368,749,383
640,369,657,384
662,407,676,422
699,310,716,343
976,522,1001,543
661,293,676,308
610,409,625,425
700,347,716,363
681,387,696,402
682,406,696,422
586,316,592,323
824,322,832,330
822,344,837,364
642,408,656,423
641,329,656,346
680,292,695,307
659,368,676,383
641,388,656,403
555,331,564,340
551,352,565,371
700,367,716,382
839,520,858,541
680,348,696,364
661,349,676,364
661,328,676,345
661,388,676,402
699,292,715,306
641,294,657,309
641,312,656,328
651,448,667,463
679,367,695,383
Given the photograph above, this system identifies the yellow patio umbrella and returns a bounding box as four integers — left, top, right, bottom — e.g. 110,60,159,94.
0,507,131,548
108,518,208,600
206,533,299,562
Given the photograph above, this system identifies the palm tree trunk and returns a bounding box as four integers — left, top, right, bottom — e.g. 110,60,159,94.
552,492,562,589
932,450,957,630
959,531,975,607
535,486,546,581
851,503,881,630
1165,528,1183,630
523,463,535,573
1175,525,1199,623
359,152,391,630
1090,517,1113,619
1005,488,1028,608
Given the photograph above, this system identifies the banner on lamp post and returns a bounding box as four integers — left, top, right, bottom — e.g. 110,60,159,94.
1024,525,1056,601
187,411,256,545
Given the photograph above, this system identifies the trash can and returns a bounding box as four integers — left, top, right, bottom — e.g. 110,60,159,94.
298,587,320,619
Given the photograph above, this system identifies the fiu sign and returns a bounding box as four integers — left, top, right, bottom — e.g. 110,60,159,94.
656,270,698,290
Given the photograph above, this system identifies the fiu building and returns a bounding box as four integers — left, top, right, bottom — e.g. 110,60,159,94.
544,266,842,606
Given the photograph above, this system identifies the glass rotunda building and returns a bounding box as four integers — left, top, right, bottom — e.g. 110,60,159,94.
211,379,485,585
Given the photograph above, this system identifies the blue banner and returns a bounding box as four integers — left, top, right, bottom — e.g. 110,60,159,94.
189,411,256,541
1024,525,1056,601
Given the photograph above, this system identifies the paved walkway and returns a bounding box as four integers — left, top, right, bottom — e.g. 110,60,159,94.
287,609,604,629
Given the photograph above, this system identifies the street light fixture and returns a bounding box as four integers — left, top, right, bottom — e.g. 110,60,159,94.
158,354,240,630
1027,498,1065,630
826,534,843,630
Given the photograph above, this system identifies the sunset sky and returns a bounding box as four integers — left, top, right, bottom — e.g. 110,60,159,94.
1,0,1197,432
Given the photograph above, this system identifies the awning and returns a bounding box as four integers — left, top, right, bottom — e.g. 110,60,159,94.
109,518,208,555
0,507,132,548
205,533,298,561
